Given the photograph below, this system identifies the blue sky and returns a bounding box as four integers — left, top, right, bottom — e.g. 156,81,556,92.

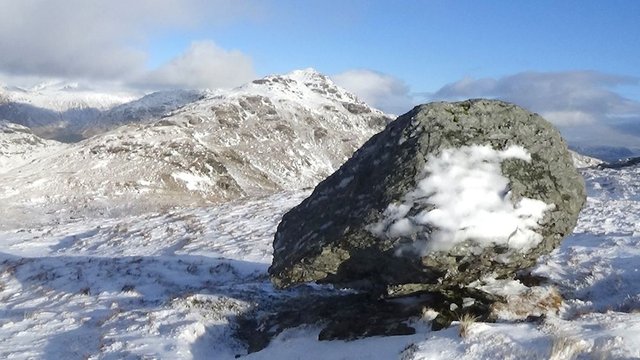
0,0,638,149
145,1,640,96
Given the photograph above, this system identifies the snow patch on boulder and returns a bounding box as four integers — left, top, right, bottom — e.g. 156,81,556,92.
369,145,554,254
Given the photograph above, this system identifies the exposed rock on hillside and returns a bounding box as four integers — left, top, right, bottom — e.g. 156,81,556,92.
270,99,586,295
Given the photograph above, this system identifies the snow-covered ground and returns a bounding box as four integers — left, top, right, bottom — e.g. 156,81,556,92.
0,192,308,359
0,161,639,359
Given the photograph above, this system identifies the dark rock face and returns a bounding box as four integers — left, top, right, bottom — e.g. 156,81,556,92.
269,99,585,294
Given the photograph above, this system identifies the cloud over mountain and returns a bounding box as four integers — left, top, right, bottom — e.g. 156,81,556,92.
133,41,256,90
431,71,640,148
332,69,415,115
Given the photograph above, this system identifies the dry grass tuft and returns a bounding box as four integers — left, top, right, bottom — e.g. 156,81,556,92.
458,313,479,338
537,287,563,312
549,334,588,360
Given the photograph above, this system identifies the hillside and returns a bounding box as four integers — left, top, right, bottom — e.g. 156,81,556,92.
0,120,64,173
0,157,638,359
80,89,207,138
0,69,391,228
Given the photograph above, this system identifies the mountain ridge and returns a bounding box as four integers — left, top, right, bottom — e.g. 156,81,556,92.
0,83,207,142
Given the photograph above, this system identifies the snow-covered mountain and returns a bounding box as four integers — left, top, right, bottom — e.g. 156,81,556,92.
570,144,638,163
0,69,391,227
0,71,605,229
0,83,207,142
0,83,136,141
0,81,134,112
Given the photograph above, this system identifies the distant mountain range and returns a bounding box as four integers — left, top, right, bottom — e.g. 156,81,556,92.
569,144,637,163
2,76,638,162
0,83,207,142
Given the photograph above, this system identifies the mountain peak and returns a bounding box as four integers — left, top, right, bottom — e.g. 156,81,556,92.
251,68,330,87
245,68,366,108
286,67,324,78
286,68,335,86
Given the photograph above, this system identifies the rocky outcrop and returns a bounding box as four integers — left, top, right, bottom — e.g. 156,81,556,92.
269,99,586,295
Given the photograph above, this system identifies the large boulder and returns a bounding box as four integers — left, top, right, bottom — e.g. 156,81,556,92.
269,99,585,294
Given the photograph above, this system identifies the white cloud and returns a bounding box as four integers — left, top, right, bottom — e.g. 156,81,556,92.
433,76,497,99
433,71,640,125
332,69,415,114
540,111,597,127
134,41,255,90
431,71,640,148
0,0,259,84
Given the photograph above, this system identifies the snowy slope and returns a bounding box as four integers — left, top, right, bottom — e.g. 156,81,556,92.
81,89,207,138
0,163,639,359
0,69,390,228
0,120,64,173
0,191,309,359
